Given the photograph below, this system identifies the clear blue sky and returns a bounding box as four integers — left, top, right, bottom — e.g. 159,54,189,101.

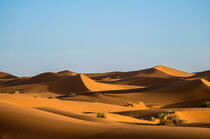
0,0,210,76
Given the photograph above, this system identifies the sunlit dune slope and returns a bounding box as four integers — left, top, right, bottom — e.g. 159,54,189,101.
154,65,194,77
80,74,142,91
1,99,210,139
0,94,138,112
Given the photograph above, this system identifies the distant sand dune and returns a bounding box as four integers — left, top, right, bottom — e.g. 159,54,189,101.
86,65,194,81
0,74,142,94
191,70,210,80
107,76,183,87
154,65,195,77
0,71,17,79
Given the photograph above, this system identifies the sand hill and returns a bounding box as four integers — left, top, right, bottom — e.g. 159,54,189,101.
0,71,17,79
108,76,183,88
65,78,210,107
191,70,210,80
57,70,78,76
0,74,142,94
80,74,142,91
154,65,195,77
139,79,210,107
1,66,210,138
87,65,194,81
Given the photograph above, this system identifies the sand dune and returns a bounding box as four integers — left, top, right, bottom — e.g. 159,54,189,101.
0,93,142,112
154,65,194,77
86,65,194,82
1,66,210,138
115,108,210,127
107,76,183,88
47,74,142,93
0,74,142,94
86,66,172,80
138,79,210,107
81,74,142,91
176,109,210,123
192,70,210,80
0,71,17,79
57,70,78,76
201,79,210,86
1,95,210,139
65,78,210,108
15,70,78,84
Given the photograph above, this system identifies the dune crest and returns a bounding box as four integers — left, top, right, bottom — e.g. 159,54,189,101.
80,74,142,92
57,70,78,76
0,71,17,79
201,79,210,87
154,65,195,77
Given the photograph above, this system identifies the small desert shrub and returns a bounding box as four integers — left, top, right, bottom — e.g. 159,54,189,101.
14,91,20,94
48,96,56,99
97,113,106,118
124,101,145,107
93,92,101,96
136,101,145,105
103,77,111,80
201,101,210,108
68,92,76,97
150,116,156,122
158,111,185,126
124,101,135,107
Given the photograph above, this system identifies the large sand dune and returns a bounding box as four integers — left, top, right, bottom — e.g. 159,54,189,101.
86,65,194,82
154,65,195,77
106,76,183,88
132,79,210,107
0,65,210,138
0,74,142,94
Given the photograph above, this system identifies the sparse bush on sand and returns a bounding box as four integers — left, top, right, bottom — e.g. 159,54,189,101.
14,91,20,94
150,116,156,122
48,96,57,99
157,111,186,126
97,113,106,118
68,92,76,97
103,77,111,80
201,101,210,108
124,101,135,107
123,101,145,107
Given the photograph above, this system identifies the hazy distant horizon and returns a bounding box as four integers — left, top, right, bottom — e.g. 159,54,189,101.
0,0,210,76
